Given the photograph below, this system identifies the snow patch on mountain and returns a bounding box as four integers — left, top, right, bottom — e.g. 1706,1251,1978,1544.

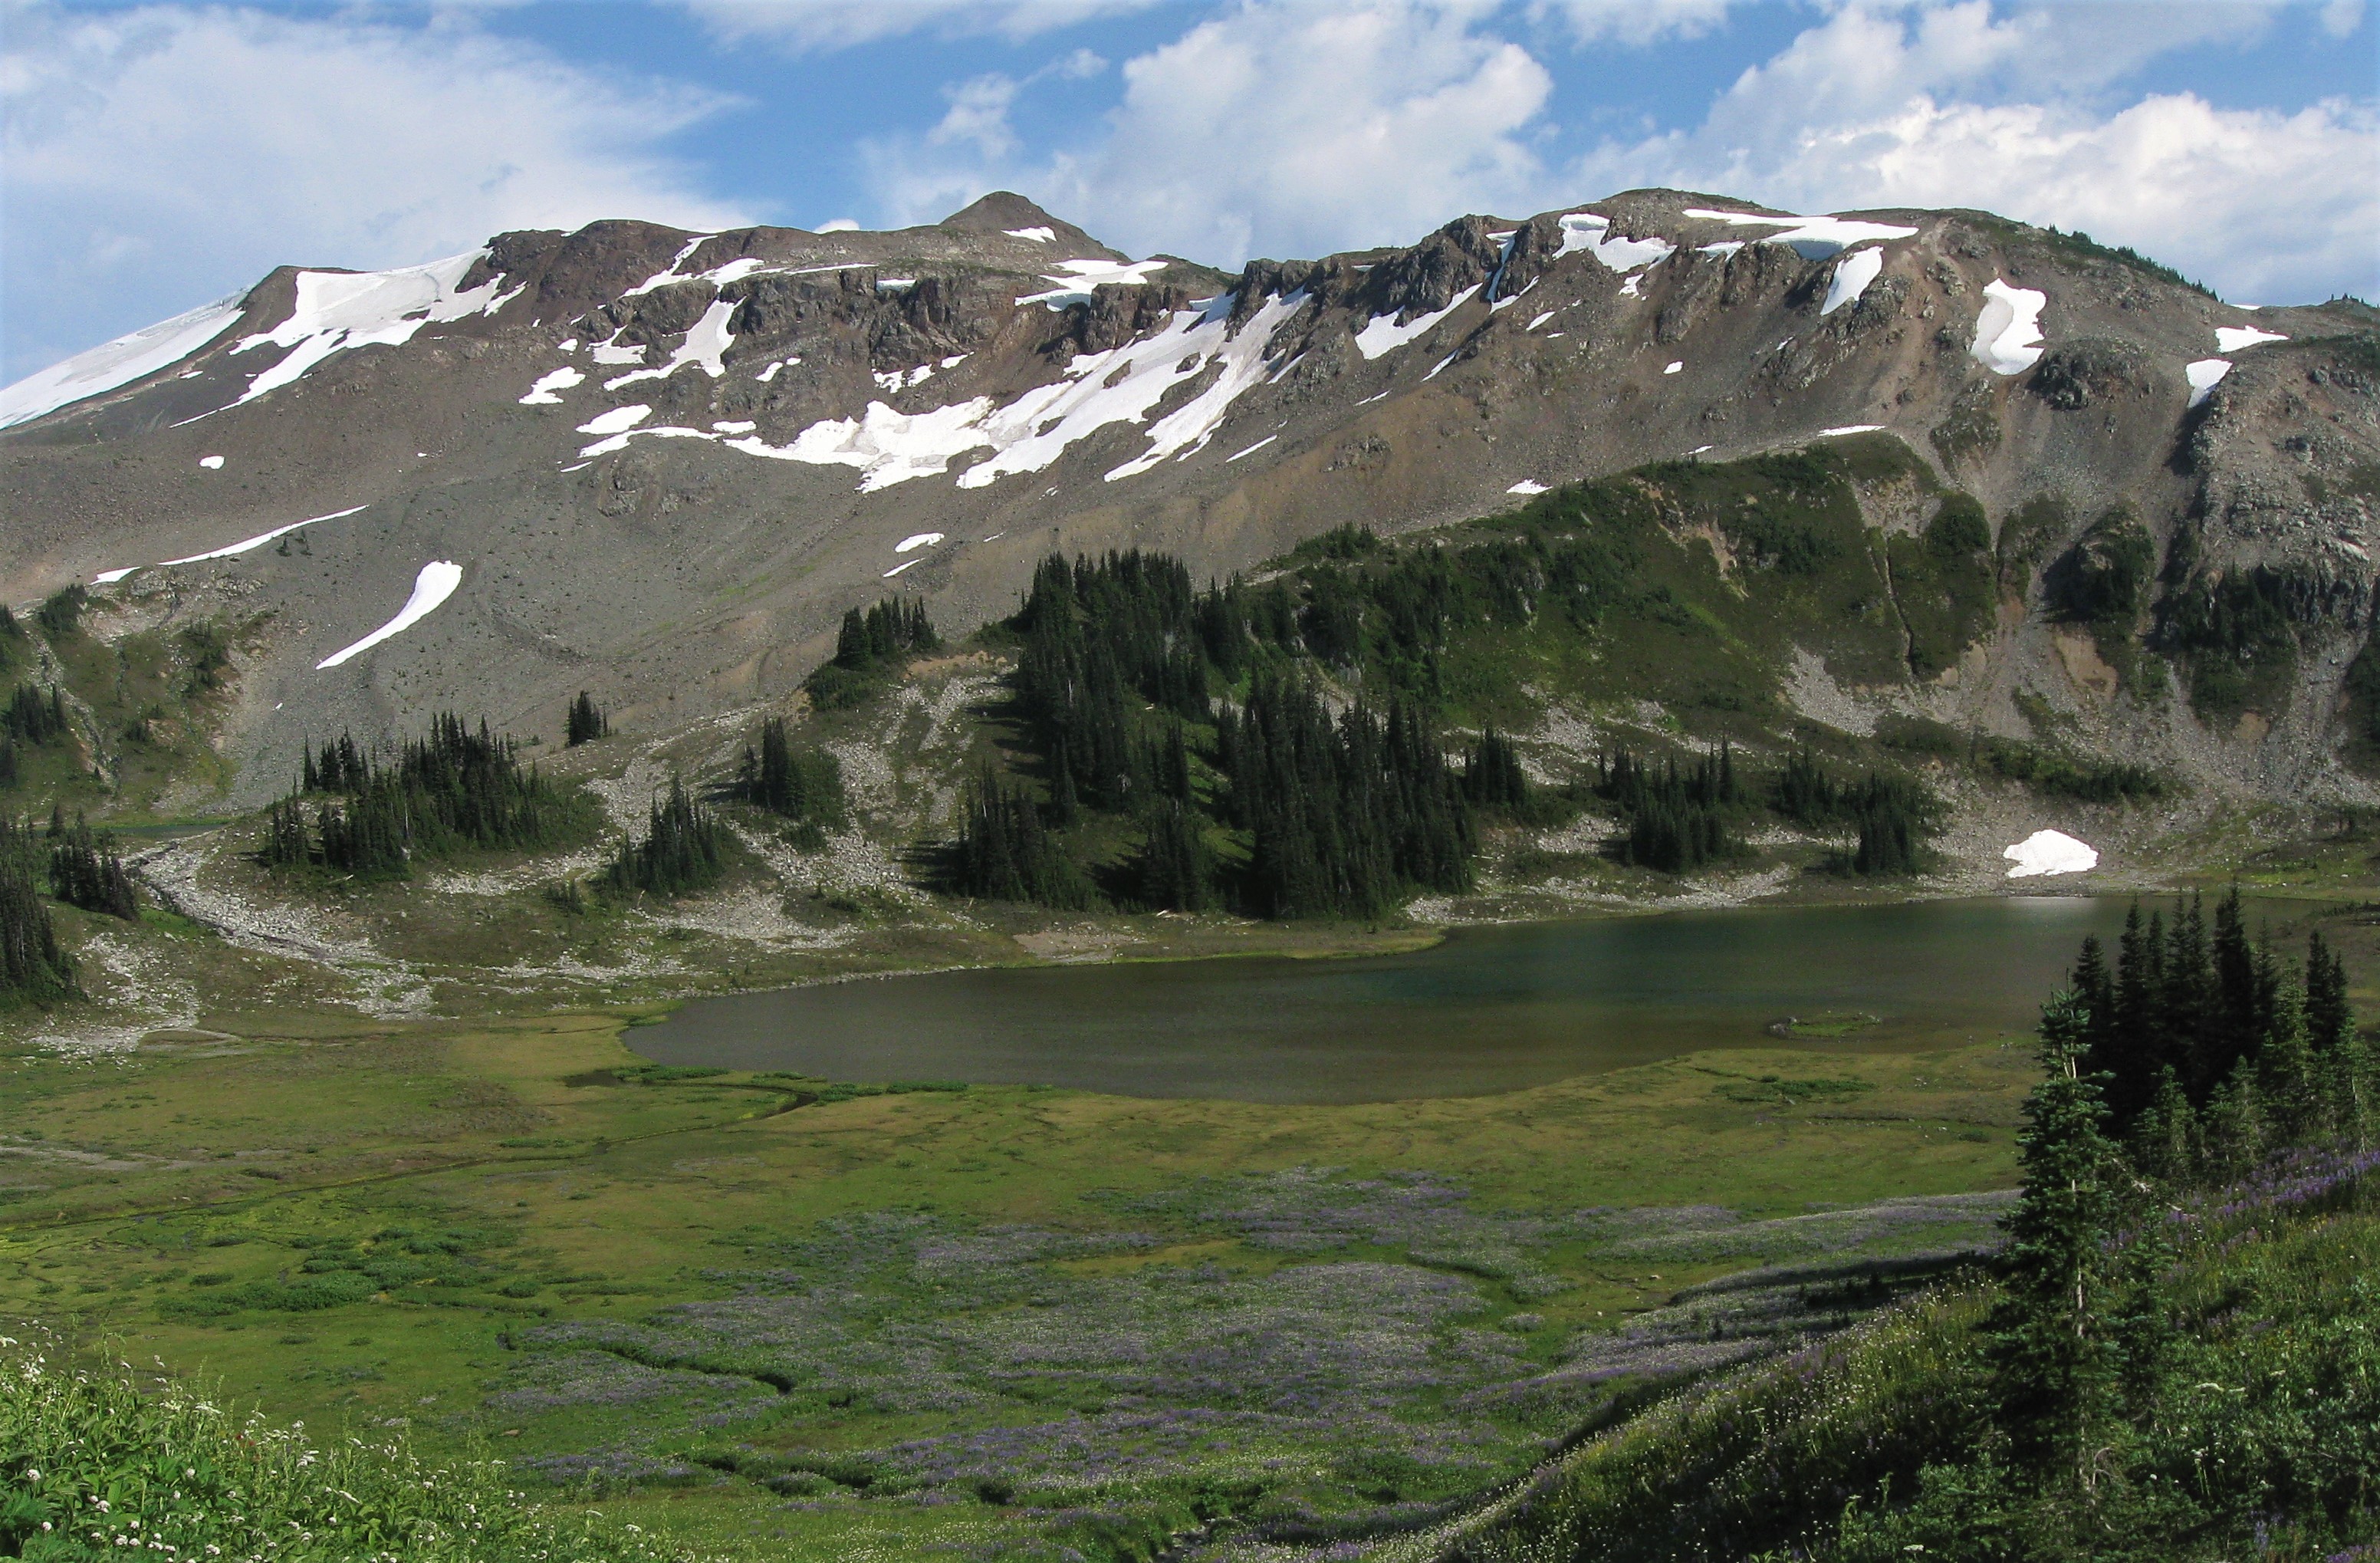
1355,286,1480,359
1683,207,1919,258
1970,280,2047,375
1556,213,1675,273
519,367,585,405
2187,358,2232,407
1017,258,1172,308
94,504,371,584
2215,325,2288,353
577,405,652,436
317,560,463,670
718,291,1309,493
1006,226,1057,243
226,251,516,408
606,299,735,389
1820,248,1884,316
2004,829,2097,878
0,292,245,430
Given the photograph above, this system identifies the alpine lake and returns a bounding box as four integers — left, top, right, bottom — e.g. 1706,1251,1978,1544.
630,893,2289,1101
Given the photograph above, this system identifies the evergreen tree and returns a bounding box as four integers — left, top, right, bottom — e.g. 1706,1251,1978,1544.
1848,772,1936,876
0,817,75,1005
1987,989,2117,1481
1461,727,1532,813
3,683,69,745
1772,747,1842,828
565,693,610,746
735,717,845,826
46,813,137,920
1135,801,1212,913
603,777,727,897
951,767,1090,910
2198,1058,2267,1183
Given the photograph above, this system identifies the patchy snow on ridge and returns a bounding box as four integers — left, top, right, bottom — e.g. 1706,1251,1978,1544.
1970,280,2047,375
227,251,515,407
894,531,944,554
579,425,720,459
606,299,735,389
519,367,585,405
577,404,652,436
728,291,1310,493
94,504,370,584
621,233,718,298
1816,424,1886,438
1017,258,1172,308
198,455,225,469
2187,358,2232,407
1507,479,1550,495
1355,286,1480,359
0,292,245,430
1005,226,1057,242
317,560,463,670
1664,360,1684,374
2215,325,2288,353
1682,207,1918,258
2004,829,2097,878
1820,248,1884,316
1555,213,1675,273
591,338,647,366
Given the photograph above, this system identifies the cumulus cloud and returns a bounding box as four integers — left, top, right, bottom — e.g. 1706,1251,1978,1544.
683,0,1159,52
2,3,752,382
863,0,2372,305
1575,4,2378,304
871,1,1556,266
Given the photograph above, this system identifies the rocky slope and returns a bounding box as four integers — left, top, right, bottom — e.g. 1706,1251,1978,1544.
3,188,2376,809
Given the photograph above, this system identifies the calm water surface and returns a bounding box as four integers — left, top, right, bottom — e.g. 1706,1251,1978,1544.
635,897,2323,1104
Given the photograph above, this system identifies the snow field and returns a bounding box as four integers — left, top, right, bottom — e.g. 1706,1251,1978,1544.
1507,480,1550,496
2004,830,2097,878
93,504,370,584
1969,280,2046,375
317,560,465,670
0,293,246,430
227,250,517,408
1681,207,1918,258
895,532,945,554
519,367,585,405
199,456,225,470
2214,326,2287,353
2186,359,2232,408
1816,425,1885,438
1555,213,1675,272
1355,287,1480,359
606,299,735,389
1005,226,1057,243
1664,361,1684,375
576,405,652,436
1017,258,1172,308
1820,248,1884,316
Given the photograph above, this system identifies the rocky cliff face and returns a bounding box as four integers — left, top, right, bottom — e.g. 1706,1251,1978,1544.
3,189,2375,808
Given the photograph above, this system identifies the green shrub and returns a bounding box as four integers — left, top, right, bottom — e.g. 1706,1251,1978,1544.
0,1332,682,1561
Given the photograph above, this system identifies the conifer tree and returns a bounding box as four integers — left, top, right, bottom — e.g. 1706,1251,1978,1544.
735,717,844,825
1988,989,2117,1481
565,693,610,746
1136,801,1212,912
0,817,75,1004
47,813,137,920
603,777,726,897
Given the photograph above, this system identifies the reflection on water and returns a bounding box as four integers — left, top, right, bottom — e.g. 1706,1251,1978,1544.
634,897,2322,1104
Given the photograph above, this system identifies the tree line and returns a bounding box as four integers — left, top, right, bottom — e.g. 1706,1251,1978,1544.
262,713,595,877
0,809,147,1006
805,597,941,710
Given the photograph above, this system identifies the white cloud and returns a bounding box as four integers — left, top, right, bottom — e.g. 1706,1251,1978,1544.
2,4,752,382
1573,4,2378,304
682,0,1159,52
872,1,1556,267
860,0,2370,305
1532,0,1738,48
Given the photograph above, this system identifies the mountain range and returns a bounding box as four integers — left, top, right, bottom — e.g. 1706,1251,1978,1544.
3,187,2376,812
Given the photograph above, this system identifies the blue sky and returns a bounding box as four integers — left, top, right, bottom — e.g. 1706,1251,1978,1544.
5,1,2375,383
